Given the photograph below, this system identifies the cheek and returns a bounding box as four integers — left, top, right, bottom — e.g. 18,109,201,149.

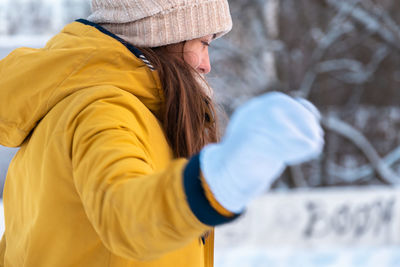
183,51,200,69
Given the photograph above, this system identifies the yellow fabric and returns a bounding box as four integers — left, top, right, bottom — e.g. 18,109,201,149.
204,231,215,267
0,22,214,267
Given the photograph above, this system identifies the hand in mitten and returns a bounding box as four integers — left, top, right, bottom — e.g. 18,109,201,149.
200,92,324,213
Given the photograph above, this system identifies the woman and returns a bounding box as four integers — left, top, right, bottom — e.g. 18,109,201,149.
0,0,324,266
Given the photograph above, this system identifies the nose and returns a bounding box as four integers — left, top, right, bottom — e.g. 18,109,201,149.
197,51,211,74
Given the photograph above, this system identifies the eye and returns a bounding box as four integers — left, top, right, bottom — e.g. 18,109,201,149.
201,41,211,47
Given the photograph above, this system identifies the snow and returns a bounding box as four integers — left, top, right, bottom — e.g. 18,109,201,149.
0,35,53,48
0,36,52,60
214,187,400,266
0,147,17,198
0,202,3,236
215,247,400,267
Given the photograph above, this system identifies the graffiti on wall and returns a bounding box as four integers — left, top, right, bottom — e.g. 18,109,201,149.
216,187,400,248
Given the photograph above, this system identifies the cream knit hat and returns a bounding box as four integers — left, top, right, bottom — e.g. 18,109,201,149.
88,0,232,47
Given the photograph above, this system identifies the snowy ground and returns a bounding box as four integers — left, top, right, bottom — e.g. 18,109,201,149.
214,246,400,267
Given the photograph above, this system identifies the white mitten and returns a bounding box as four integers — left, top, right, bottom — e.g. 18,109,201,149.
200,92,324,213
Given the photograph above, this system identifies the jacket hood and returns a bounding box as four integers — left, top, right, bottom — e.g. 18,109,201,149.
0,20,163,147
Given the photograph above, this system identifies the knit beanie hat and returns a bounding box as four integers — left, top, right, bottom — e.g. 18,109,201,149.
87,0,232,47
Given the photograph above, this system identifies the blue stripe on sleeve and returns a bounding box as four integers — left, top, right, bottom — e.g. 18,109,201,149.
183,154,240,226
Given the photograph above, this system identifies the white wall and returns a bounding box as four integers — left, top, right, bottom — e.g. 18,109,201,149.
215,186,400,266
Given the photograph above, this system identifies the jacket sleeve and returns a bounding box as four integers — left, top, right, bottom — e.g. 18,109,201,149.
70,93,237,261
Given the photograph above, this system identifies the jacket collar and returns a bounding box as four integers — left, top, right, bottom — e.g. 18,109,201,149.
76,19,155,71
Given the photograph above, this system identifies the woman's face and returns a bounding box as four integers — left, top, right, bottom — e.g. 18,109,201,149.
168,34,215,74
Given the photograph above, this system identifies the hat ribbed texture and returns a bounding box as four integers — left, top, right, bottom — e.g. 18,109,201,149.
88,0,232,47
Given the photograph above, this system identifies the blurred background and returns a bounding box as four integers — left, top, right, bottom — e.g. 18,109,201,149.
1,0,400,266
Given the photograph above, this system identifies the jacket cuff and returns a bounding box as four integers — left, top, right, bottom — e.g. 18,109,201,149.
183,154,241,226
200,174,235,218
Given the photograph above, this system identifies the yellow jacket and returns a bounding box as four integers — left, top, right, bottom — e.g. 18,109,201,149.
0,20,236,267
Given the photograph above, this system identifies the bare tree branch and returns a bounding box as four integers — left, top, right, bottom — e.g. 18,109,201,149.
294,6,358,98
315,45,389,84
325,0,400,51
328,146,400,183
316,58,364,74
321,114,400,184
288,165,309,188
368,2,400,41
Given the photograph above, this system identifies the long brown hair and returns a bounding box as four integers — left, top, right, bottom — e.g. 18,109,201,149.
139,46,220,158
